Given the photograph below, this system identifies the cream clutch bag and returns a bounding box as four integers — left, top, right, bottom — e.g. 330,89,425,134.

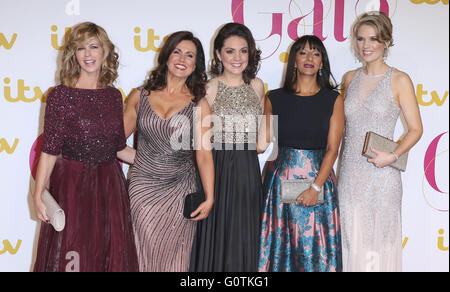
280,179,324,205
42,189,65,232
362,131,408,172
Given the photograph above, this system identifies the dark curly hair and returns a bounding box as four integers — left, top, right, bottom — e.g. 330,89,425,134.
283,35,338,93
143,31,207,101
210,23,261,84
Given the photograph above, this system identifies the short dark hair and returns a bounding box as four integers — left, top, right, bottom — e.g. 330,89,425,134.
283,35,338,93
143,31,207,101
210,23,261,84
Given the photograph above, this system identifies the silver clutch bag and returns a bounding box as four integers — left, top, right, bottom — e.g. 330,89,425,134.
42,189,65,232
362,131,408,172
280,179,324,205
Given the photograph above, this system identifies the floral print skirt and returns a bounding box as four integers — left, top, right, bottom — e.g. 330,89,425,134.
258,147,342,272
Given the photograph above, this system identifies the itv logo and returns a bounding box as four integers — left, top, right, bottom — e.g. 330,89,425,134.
0,240,22,255
0,33,18,50
0,138,19,155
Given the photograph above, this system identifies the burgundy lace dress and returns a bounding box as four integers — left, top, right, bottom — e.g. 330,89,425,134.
33,85,138,272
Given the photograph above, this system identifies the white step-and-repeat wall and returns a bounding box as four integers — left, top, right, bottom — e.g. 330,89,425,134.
0,0,448,272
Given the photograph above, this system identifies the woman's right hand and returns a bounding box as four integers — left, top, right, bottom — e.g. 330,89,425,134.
33,194,49,223
32,152,58,223
296,187,319,207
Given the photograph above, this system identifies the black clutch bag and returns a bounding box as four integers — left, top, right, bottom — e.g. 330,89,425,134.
183,192,205,219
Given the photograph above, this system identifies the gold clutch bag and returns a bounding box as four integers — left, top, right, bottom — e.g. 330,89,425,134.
362,131,408,172
42,189,66,232
280,179,324,205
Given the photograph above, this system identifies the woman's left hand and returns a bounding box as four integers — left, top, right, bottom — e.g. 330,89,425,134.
190,199,214,221
368,147,397,168
296,187,319,207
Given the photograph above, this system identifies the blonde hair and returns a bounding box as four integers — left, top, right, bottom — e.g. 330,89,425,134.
59,22,119,88
350,11,394,62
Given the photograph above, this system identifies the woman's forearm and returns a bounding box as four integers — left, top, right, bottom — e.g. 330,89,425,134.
34,152,58,200
257,98,274,153
117,146,136,164
394,128,423,157
314,149,339,188
196,151,215,203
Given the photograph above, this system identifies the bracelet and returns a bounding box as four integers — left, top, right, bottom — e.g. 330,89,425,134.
311,182,322,193
392,151,399,161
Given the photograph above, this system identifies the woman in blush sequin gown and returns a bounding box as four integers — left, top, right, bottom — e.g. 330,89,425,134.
123,31,214,272
258,36,344,272
339,12,423,272
189,23,266,272
32,22,138,272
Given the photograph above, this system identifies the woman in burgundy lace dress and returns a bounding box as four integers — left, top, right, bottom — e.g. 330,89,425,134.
32,22,138,272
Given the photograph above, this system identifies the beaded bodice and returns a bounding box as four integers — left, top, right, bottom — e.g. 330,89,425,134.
41,85,126,163
211,81,262,144
342,67,401,162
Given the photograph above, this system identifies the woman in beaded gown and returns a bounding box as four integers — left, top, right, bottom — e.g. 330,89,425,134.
123,31,214,272
189,23,265,272
339,12,423,272
258,36,344,272
32,22,138,272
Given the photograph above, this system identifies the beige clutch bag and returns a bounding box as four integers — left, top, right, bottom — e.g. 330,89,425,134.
42,189,65,232
362,131,408,172
280,179,324,205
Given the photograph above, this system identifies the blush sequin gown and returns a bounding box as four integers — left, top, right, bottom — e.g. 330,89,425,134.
129,88,198,272
339,67,403,272
33,85,138,272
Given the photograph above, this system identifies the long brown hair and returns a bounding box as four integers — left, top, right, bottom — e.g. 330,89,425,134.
59,22,119,88
143,31,207,101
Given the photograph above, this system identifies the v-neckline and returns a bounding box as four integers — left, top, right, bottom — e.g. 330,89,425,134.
147,95,193,121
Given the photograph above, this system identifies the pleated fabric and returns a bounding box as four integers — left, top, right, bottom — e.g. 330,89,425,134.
33,85,138,272
34,158,139,272
190,145,263,272
129,89,198,272
258,148,342,272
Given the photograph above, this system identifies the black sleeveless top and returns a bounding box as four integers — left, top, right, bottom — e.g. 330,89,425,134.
269,88,339,150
